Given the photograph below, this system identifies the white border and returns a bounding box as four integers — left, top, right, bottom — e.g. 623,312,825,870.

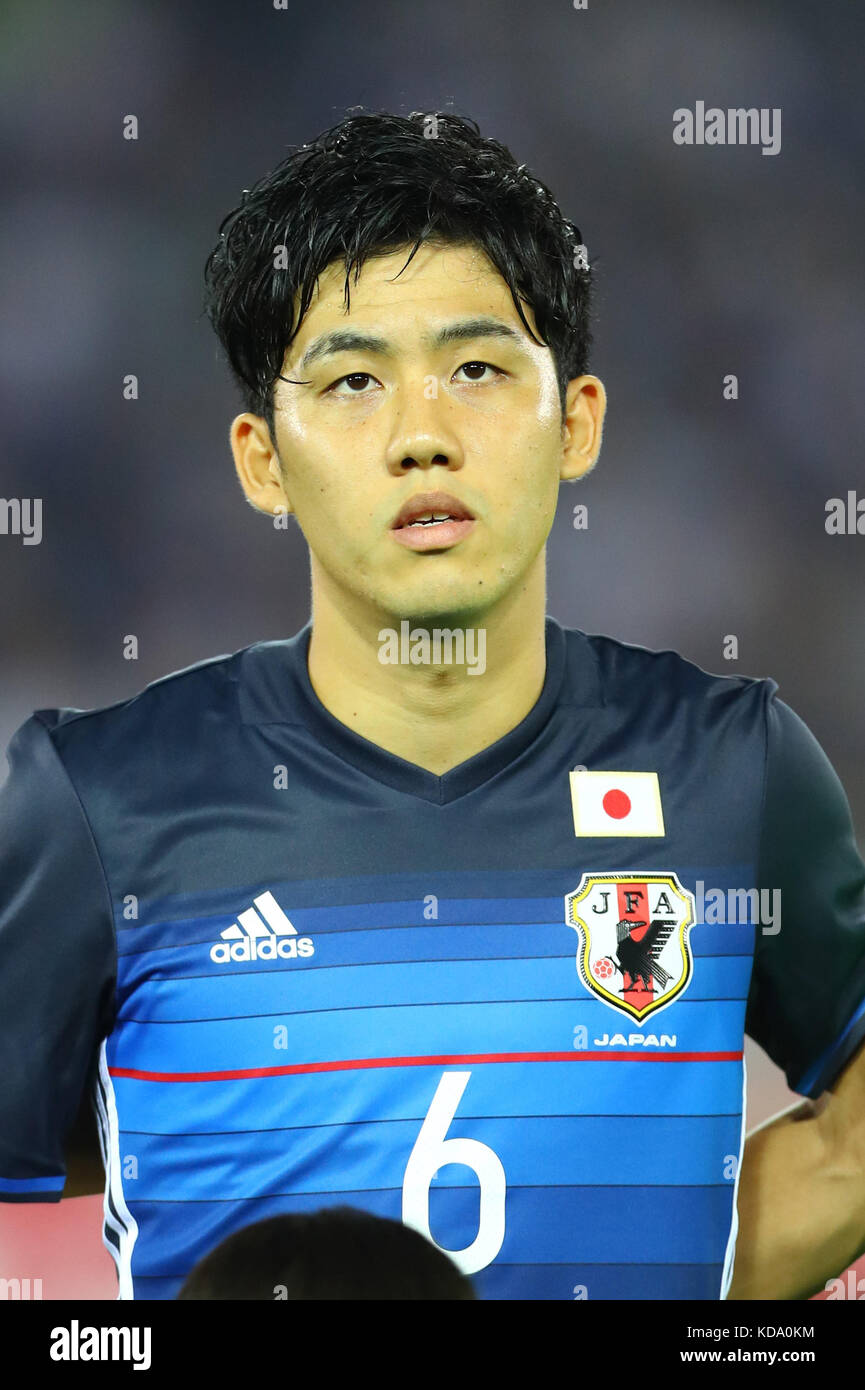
720,1050,748,1299
94,1041,139,1299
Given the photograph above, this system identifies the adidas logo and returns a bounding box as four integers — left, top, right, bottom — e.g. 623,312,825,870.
210,890,315,964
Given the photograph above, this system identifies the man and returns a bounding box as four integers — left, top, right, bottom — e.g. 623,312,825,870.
1,111,864,1302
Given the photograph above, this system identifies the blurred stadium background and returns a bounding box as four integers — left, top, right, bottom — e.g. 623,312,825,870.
0,0,863,1298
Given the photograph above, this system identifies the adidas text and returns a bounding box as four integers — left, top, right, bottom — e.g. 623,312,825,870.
210,936,314,963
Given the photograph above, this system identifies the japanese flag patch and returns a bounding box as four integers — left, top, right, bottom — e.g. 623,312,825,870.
569,770,665,837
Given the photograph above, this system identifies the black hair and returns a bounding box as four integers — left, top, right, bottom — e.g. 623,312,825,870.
175,1206,477,1300
203,109,594,438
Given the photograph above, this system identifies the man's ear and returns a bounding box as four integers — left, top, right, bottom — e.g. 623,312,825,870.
230,414,294,517
560,376,607,482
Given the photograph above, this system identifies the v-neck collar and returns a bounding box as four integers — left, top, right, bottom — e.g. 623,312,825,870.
239,616,599,805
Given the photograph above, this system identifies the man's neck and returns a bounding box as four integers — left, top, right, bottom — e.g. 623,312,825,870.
306,570,548,776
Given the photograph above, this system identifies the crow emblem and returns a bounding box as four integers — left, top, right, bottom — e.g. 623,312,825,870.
565,873,695,1022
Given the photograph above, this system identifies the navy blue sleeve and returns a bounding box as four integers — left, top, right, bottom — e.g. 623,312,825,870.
0,714,116,1201
745,696,865,1098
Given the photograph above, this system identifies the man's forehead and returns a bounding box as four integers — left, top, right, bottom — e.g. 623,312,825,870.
287,241,541,354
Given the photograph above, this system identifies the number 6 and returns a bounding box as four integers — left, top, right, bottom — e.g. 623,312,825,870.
402,1070,506,1275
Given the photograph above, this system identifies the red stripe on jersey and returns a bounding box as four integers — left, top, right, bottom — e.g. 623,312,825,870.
108,1048,742,1082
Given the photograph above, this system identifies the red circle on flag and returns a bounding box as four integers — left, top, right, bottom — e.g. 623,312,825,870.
602,788,631,819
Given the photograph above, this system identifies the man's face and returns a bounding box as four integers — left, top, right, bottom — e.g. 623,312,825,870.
263,240,595,626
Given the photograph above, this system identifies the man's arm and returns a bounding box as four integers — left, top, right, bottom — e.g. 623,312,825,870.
0,713,115,1206
733,690,865,1299
727,1036,865,1300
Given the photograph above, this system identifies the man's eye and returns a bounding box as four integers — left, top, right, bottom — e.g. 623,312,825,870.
328,372,376,394
454,361,503,382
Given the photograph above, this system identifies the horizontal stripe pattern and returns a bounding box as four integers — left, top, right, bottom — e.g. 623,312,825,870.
123,1184,735,1282
105,886,754,1299
106,1001,747,1073
125,1261,726,1302
0,1173,64,1195
114,952,753,1021
0,1175,64,1194
109,1057,746,1131
111,1111,744,1199
109,1047,743,1081
116,902,758,962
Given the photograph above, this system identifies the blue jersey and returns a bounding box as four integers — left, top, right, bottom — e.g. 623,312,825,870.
2,618,865,1300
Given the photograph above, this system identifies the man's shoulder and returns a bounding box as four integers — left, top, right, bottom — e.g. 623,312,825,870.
29,634,302,761
34,649,239,739
560,622,777,709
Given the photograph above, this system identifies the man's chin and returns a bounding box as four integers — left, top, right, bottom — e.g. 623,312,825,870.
377,611,488,636
374,587,495,631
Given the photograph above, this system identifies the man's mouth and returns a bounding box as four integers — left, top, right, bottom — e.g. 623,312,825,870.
404,511,462,527
390,491,476,551
391,491,475,529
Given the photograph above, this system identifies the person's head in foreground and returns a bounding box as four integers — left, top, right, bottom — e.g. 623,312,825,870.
203,109,605,668
176,1207,477,1300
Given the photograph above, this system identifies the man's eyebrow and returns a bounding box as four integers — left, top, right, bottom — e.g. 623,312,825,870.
430,317,525,351
297,317,527,372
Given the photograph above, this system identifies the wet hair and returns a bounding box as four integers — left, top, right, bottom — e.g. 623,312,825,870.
203,109,594,437
175,1206,477,1300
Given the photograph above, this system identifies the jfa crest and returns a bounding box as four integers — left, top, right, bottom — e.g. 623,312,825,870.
565,872,695,1022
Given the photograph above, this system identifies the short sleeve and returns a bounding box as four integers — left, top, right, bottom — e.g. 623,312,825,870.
0,713,116,1201
745,695,865,1098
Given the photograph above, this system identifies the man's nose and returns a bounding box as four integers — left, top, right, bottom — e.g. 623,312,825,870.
384,387,465,475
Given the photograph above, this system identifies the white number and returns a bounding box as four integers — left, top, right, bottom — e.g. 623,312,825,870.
402,1070,506,1275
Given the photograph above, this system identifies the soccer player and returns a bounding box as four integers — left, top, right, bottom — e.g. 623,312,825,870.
1,111,864,1302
